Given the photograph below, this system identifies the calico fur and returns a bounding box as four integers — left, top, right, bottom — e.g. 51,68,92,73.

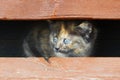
23,20,97,60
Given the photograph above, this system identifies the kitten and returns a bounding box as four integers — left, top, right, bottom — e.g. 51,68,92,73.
23,20,97,60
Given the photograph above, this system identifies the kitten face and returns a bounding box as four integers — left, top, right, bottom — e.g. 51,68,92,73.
49,21,97,57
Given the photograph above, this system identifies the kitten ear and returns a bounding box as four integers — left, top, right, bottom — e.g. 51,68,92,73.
76,21,96,42
78,21,92,34
47,20,60,32
47,20,53,24
47,20,55,31
47,20,57,24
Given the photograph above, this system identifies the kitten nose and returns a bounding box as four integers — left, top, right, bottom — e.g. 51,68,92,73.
55,48,59,51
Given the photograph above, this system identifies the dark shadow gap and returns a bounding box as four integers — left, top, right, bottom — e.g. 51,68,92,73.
0,20,119,57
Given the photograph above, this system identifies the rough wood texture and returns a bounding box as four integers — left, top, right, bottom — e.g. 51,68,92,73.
0,58,119,80
0,0,120,20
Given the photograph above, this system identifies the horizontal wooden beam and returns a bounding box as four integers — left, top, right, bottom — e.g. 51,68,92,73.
0,58,120,79
0,0,120,20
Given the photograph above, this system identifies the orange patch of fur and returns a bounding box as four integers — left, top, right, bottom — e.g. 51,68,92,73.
59,23,68,37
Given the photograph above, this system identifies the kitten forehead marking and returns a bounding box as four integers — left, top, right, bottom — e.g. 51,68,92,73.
59,23,69,37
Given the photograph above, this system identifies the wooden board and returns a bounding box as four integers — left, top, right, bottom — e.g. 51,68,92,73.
0,0,120,20
0,58,119,79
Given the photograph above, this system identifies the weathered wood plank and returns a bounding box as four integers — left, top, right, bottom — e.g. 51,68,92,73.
0,0,120,20
0,58,119,79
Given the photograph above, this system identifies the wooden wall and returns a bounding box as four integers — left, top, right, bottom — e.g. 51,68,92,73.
0,0,120,20
0,0,120,79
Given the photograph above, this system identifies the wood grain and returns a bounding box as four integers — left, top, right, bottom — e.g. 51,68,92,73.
0,0,120,20
0,58,119,80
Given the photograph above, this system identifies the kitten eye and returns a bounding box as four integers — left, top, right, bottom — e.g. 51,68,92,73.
63,38,71,44
53,37,58,42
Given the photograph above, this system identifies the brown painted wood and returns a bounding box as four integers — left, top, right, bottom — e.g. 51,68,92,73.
0,0,120,20
0,58,119,79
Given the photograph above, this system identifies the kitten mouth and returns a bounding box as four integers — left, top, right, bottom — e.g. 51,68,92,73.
54,49,68,54
58,50,68,54
55,49,73,54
